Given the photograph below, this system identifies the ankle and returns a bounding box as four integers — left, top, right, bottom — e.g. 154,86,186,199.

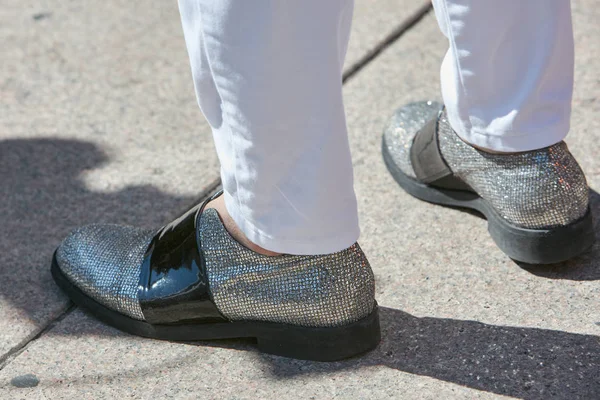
206,196,282,257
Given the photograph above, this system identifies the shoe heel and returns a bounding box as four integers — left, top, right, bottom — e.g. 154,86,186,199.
256,306,380,361
488,209,595,264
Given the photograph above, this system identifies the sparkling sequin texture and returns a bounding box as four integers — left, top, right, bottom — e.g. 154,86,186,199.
382,101,443,179
384,102,589,229
56,224,154,320
199,209,375,328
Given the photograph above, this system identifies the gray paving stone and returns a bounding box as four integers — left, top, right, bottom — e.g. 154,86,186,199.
0,0,207,360
0,0,426,360
2,2,598,400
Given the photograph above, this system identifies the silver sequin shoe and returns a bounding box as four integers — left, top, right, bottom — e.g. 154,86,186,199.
51,191,380,361
382,101,595,264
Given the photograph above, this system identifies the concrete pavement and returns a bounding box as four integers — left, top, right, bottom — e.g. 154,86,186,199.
1,1,598,399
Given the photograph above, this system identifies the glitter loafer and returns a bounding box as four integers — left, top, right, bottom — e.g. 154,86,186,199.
382,101,595,264
51,191,380,361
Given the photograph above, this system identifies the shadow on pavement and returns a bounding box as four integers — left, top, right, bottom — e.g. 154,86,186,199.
259,307,600,400
0,138,195,329
46,305,599,399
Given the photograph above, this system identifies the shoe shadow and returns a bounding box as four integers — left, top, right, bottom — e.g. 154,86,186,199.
256,307,600,400
516,189,600,281
425,188,599,281
0,138,197,333
35,305,599,400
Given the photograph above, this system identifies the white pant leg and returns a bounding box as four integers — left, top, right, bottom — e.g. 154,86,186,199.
178,0,358,255
432,0,575,152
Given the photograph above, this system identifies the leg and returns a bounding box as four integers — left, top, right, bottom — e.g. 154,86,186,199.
179,0,359,255
432,0,574,152
383,1,593,263
52,0,380,361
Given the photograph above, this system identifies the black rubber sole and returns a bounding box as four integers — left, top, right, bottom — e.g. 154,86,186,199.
51,254,381,361
382,136,595,264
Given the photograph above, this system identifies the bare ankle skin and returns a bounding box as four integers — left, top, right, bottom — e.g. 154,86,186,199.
206,196,282,257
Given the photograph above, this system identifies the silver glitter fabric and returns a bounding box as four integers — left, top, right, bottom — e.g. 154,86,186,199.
199,209,376,328
437,109,589,228
384,102,589,229
383,101,443,179
56,224,154,320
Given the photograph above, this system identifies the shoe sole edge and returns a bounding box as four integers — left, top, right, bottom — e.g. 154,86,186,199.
51,253,381,361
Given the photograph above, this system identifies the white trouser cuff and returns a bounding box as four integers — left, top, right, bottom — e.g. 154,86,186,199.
446,108,569,153
224,191,360,255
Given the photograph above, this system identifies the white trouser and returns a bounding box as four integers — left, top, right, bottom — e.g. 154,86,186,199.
432,0,574,152
178,0,575,255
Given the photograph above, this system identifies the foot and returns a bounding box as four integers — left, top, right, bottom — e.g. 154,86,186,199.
52,191,380,361
382,101,594,264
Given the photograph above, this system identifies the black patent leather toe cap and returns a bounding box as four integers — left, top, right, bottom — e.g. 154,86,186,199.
138,191,227,324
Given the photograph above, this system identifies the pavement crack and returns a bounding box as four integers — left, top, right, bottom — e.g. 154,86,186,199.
178,177,222,216
0,302,76,371
342,2,433,84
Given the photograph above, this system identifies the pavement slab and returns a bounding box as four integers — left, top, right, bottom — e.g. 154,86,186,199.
1,0,211,360
1,1,599,400
0,0,430,361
